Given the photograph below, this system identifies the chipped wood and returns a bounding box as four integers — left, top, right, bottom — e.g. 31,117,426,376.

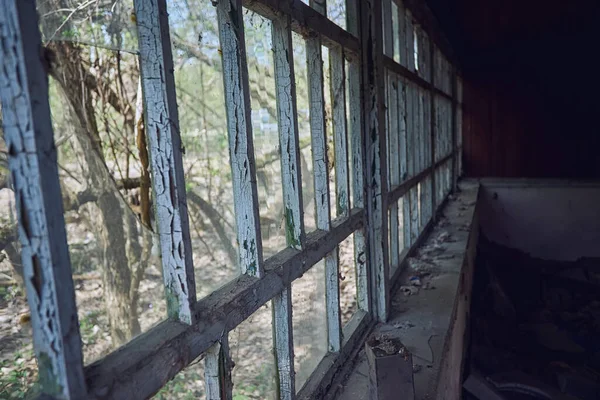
361,0,390,322
346,0,370,314
272,12,304,397
387,73,401,270
216,0,264,277
134,0,197,323
84,210,364,400
0,1,86,398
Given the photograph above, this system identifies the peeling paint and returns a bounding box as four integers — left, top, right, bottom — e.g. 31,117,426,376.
0,1,86,398
135,0,197,324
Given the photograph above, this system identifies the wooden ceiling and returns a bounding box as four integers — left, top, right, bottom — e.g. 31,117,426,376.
426,0,600,61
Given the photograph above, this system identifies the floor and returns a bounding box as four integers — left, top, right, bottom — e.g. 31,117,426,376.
335,182,479,400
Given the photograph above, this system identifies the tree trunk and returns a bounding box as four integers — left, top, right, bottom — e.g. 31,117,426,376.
49,41,141,345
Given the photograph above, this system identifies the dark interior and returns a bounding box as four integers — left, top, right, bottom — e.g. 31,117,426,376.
427,0,600,178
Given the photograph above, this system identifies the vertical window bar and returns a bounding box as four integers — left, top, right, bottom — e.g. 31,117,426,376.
330,48,350,218
272,12,304,397
215,0,264,278
309,0,342,353
399,78,411,249
409,83,419,243
388,74,400,270
134,0,197,323
452,66,458,192
406,11,415,72
397,0,407,67
205,337,233,400
430,39,437,216
361,0,389,322
212,0,265,396
382,0,394,58
0,1,86,398
347,0,369,314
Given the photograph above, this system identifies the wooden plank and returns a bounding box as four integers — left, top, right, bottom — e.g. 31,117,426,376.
244,0,360,55
84,210,364,400
216,0,264,277
272,13,305,397
387,74,400,271
384,55,453,101
205,337,233,400
135,0,197,323
0,1,87,398
361,0,389,322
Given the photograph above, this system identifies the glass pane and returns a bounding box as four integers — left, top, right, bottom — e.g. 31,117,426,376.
292,260,327,391
339,234,357,326
322,46,337,220
327,0,347,30
398,197,405,253
152,357,205,399
38,0,166,365
168,0,239,299
230,304,277,399
292,33,316,233
244,11,286,258
392,2,400,63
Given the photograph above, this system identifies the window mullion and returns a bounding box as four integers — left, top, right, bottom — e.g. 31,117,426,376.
0,1,86,398
134,0,197,324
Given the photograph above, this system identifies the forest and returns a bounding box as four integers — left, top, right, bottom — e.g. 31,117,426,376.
0,0,358,398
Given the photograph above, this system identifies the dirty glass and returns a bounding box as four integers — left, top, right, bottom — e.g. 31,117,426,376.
36,0,167,369
339,234,357,326
244,10,286,258
292,33,317,233
292,260,327,391
230,303,277,399
167,0,239,298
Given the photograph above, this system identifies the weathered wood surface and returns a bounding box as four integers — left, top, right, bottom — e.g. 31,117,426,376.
306,0,342,353
387,73,401,270
273,285,295,399
84,210,364,400
244,0,359,55
205,338,233,400
272,14,303,397
361,0,389,322
273,13,305,250
216,0,264,277
346,0,370,314
134,0,197,323
0,1,87,398
366,335,415,400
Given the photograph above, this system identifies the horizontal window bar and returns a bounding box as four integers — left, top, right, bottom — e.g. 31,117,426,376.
384,55,453,101
83,209,364,400
243,0,360,56
388,151,455,205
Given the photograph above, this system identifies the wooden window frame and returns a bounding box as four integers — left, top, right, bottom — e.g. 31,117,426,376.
0,0,462,398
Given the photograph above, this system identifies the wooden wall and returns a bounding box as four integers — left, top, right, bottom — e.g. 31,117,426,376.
448,0,600,179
